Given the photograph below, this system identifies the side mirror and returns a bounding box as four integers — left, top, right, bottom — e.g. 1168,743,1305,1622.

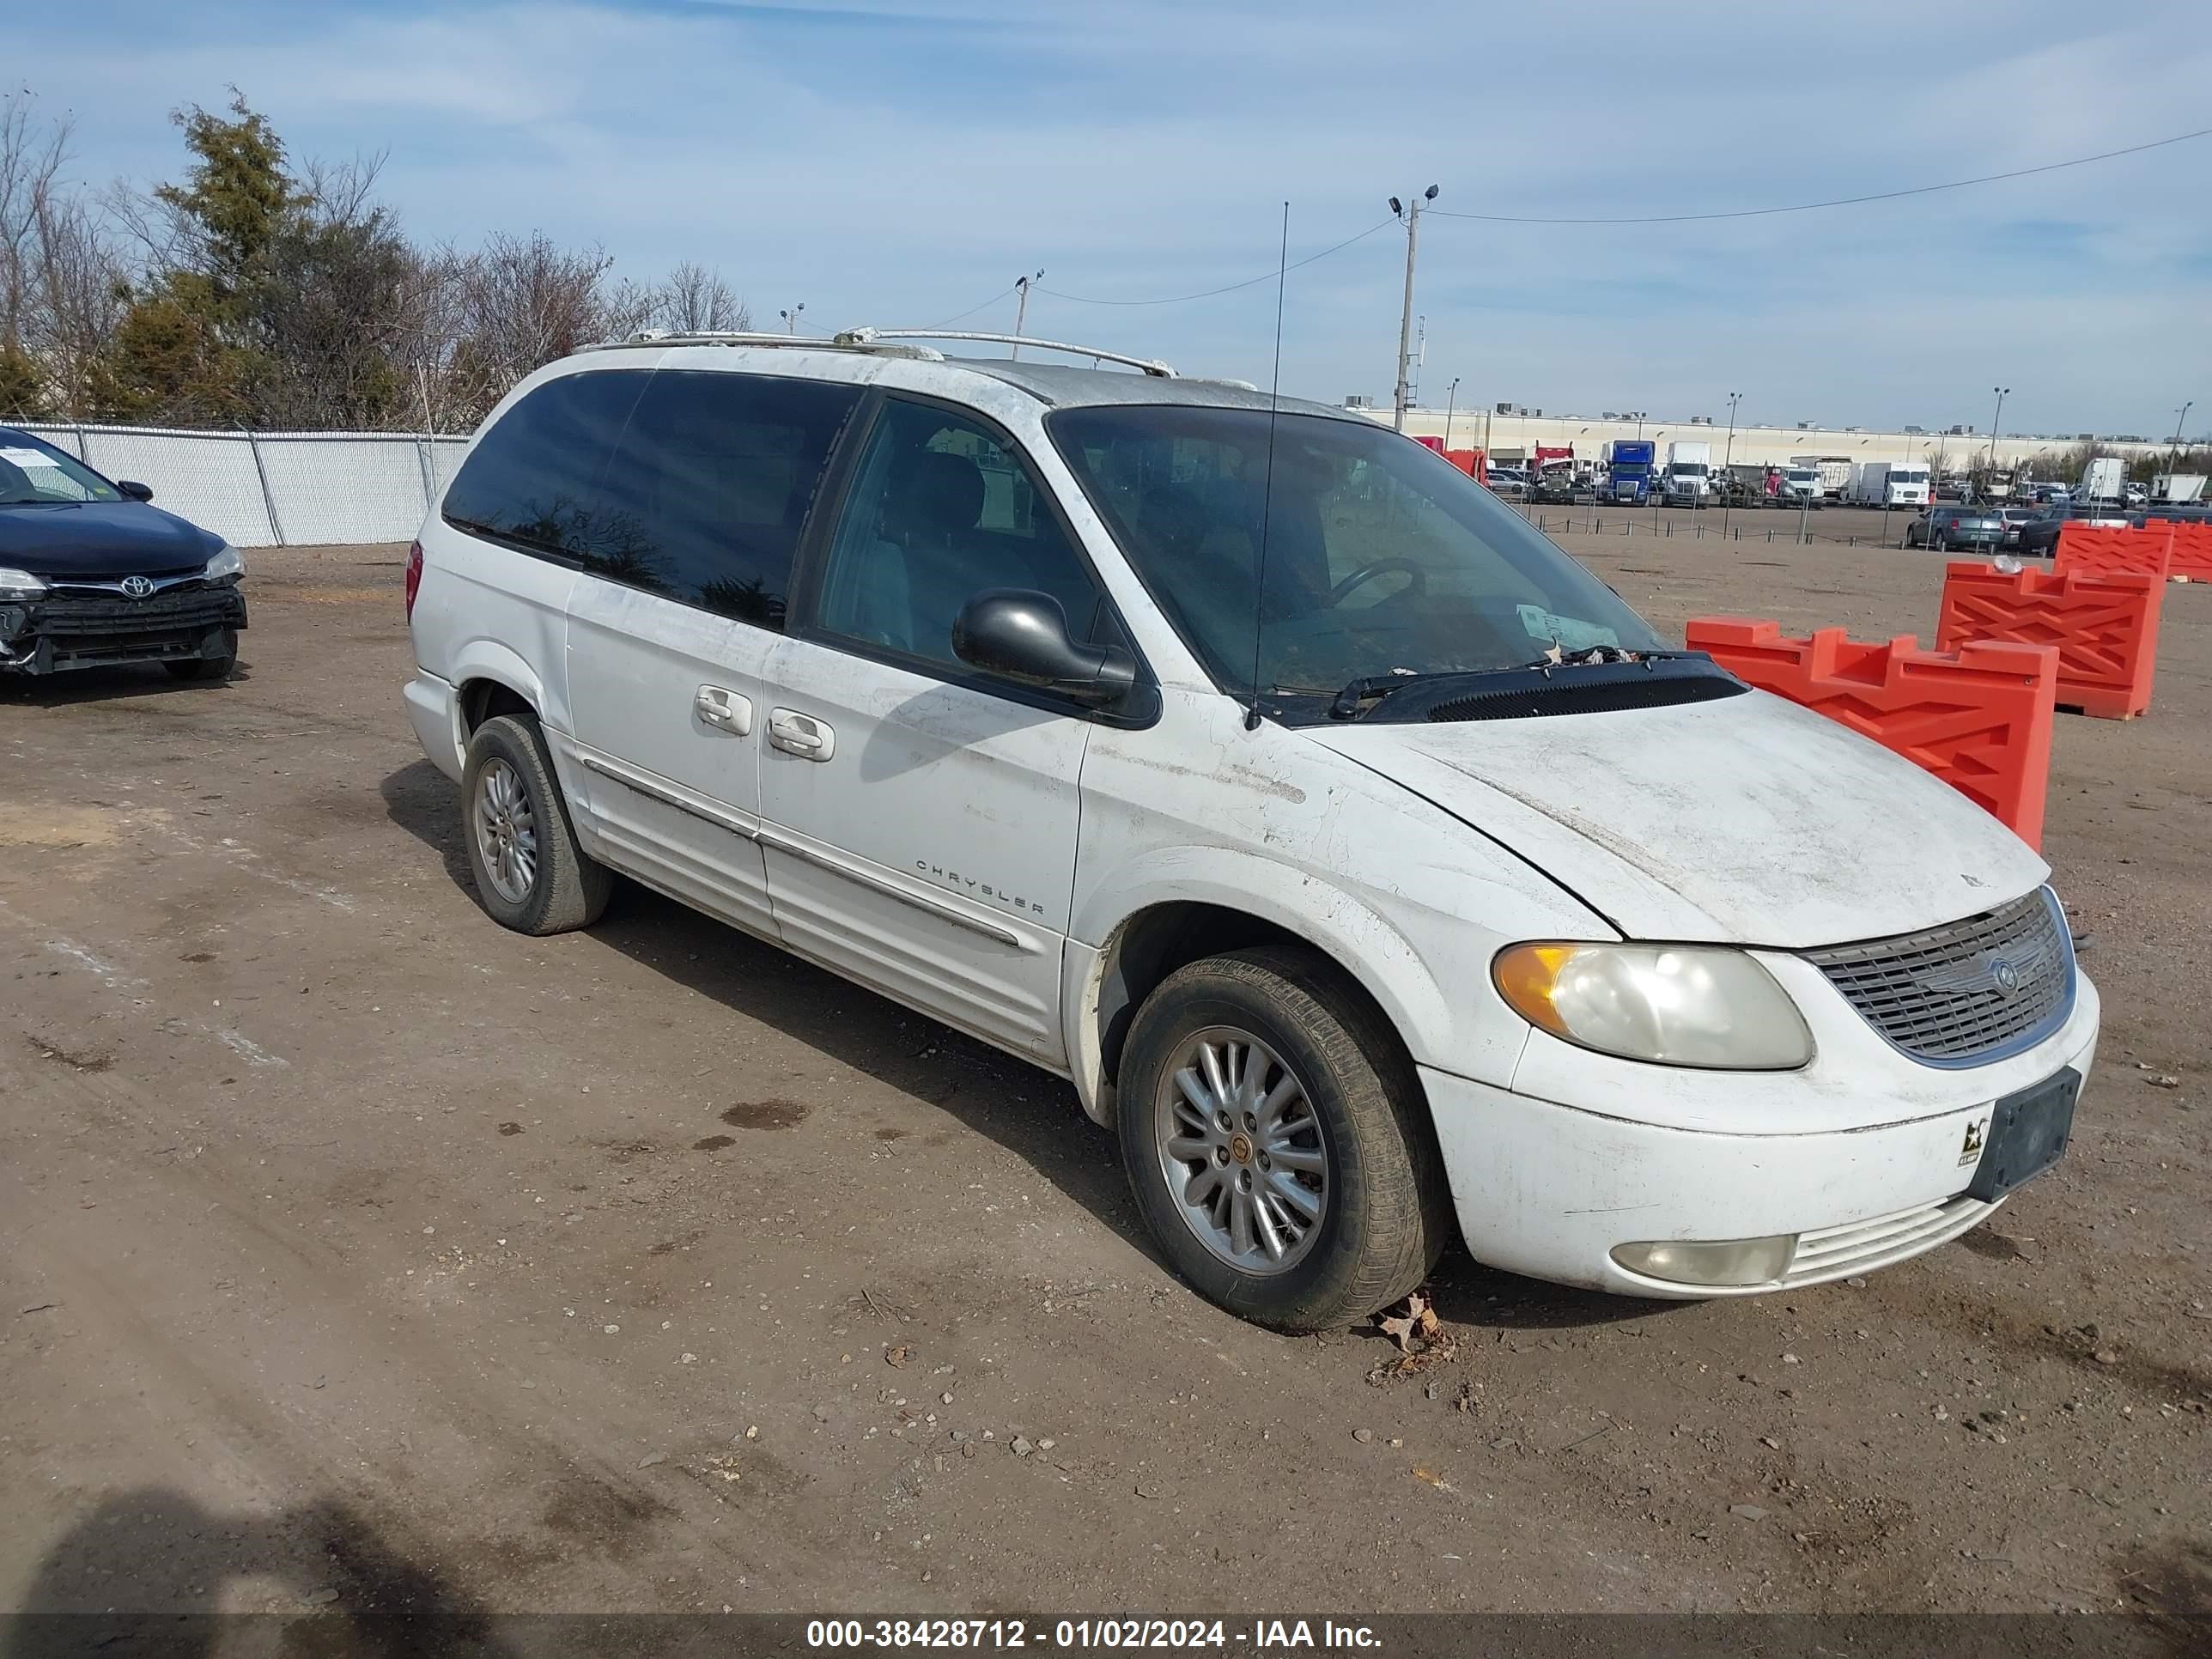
952,589,1137,711
117,480,154,502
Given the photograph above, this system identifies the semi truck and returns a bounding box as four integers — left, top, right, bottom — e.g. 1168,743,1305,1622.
1844,462,1931,507
1664,440,1713,506
1777,465,1825,508
1601,439,1656,504
1791,454,1853,501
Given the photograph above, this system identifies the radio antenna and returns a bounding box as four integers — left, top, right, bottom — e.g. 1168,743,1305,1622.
1246,200,1290,732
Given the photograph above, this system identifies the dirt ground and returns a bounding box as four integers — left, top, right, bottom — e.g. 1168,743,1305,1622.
2,532,2205,1633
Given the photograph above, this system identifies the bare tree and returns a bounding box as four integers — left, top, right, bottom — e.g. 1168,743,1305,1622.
432,231,647,424
648,260,748,333
0,93,71,351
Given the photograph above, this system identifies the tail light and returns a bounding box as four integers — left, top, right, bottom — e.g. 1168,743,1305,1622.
404,539,424,621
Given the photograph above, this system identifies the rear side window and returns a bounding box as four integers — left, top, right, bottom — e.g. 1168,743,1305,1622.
596,371,860,626
442,367,860,630
441,369,649,559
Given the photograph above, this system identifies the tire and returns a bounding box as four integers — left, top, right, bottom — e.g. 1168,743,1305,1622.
165,654,234,682
1117,945,1451,1332
460,713,611,935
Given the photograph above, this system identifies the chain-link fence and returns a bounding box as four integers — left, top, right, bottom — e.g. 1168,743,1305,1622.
15,423,471,548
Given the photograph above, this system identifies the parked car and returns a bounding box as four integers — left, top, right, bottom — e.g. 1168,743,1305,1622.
1998,507,2038,547
2013,503,2125,556
1905,506,2006,551
0,427,247,680
404,331,2099,1329
1486,466,1529,501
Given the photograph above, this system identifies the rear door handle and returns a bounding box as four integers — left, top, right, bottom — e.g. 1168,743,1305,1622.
769,708,835,762
694,685,753,736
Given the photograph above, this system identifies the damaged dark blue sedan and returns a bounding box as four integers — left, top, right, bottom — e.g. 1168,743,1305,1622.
0,428,246,681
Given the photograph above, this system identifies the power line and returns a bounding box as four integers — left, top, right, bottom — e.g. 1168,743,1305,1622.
921,285,1018,331
1423,125,2212,225
1036,219,1395,307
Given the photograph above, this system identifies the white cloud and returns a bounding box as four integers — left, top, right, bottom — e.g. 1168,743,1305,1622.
19,0,2212,431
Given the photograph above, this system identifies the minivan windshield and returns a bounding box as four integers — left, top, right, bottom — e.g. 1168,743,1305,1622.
1048,404,1664,706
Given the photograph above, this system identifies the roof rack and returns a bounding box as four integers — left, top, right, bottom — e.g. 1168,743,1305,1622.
835,328,1177,379
576,330,945,360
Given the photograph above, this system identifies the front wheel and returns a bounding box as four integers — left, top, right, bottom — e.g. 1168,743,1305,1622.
460,714,611,935
1117,946,1450,1332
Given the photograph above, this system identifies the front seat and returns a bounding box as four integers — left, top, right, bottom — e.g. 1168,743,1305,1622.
884,449,988,659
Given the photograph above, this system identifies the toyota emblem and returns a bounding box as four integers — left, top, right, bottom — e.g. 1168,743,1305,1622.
1989,957,2021,996
119,575,155,599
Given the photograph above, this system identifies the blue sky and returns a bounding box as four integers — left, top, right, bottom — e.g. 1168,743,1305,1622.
21,0,2212,436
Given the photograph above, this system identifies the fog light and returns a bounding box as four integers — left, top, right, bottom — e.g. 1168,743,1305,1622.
1610,1235,1797,1287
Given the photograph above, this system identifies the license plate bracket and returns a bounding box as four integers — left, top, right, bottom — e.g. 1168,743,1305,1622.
1966,1067,2081,1202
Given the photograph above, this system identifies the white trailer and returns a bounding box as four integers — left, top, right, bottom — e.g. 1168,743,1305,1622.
2079,457,2125,503
2151,473,2206,504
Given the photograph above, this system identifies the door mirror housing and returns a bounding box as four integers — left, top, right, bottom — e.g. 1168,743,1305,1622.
117,480,154,502
952,589,1137,710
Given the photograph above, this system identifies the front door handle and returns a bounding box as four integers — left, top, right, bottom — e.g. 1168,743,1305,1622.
694,685,753,736
768,708,835,762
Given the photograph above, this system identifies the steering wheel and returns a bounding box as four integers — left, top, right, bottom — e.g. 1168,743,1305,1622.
1328,558,1427,607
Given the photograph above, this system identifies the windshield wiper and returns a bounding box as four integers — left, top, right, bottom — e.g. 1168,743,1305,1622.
1327,647,1689,720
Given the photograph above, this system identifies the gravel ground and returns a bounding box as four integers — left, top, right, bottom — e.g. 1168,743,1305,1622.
1,535,2204,1638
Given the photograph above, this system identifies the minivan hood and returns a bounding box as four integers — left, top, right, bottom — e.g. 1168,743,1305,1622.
1307,689,2048,949
0,501,224,578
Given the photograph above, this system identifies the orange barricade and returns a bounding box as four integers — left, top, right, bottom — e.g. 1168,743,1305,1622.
2166,521,2212,582
2053,521,2172,580
1936,562,2163,720
1686,618,2057,848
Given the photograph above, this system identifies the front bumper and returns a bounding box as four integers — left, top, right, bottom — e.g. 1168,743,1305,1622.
0,583,246,674
1422,972,2100,1297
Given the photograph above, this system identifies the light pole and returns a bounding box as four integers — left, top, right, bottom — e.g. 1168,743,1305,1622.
1389,185,1438,433
1011,270,1044,360
1720,391,1742,539
2172,400,2195,483
1986,386,2008,490
1443,376,1461,452
781,303,805,335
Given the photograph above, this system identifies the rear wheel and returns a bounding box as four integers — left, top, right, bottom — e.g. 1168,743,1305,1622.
461,714,611,935
1117,946,1450,1332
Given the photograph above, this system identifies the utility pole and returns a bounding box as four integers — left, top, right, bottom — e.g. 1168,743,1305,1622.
1443,376,1460,453
1389,185,1438,433
781,303,805,335
1011,270,1044,360
1720,391,1742,538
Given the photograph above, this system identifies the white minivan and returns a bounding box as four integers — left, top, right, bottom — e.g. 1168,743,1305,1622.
403,331,2098,1331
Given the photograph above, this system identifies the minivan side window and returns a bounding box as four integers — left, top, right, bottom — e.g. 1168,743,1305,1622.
812,398,1110,671
441,369,650,561
595,371,860,626
441,368,860,630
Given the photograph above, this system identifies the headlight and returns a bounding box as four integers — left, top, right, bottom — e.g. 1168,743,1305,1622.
1492,942,1813,1070
203,544,245,582
0,567,48,601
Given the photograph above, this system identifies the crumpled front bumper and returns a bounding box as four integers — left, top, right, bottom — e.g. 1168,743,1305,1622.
0,585,246,674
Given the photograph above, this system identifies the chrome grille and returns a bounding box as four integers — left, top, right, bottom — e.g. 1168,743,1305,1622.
1804,888,2072,1064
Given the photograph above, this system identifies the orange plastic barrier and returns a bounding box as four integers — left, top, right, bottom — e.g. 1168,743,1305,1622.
1936,562,2163,720
2166,521,2212,582
2053,521,2172,580
1686,618,2057,848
